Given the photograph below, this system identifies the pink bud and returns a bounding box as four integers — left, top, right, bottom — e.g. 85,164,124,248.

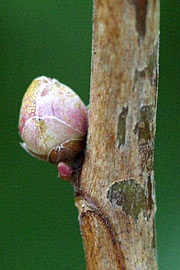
19,76,88,164
58,162,72,181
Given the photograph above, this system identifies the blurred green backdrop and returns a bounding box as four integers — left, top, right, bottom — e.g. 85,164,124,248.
1,1,179,269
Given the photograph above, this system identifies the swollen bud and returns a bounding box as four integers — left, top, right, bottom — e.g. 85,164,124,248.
18,76,88,165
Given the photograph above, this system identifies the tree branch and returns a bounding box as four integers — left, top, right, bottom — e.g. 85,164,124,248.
75,0,159,269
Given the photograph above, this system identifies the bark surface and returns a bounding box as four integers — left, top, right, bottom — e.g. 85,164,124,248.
75,1,160,269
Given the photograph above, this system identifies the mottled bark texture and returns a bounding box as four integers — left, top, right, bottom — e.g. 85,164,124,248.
75,1,159,269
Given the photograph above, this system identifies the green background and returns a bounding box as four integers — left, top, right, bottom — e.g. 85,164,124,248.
1,1,179,269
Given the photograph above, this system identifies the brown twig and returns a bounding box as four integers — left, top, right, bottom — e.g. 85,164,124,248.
75,1,160,269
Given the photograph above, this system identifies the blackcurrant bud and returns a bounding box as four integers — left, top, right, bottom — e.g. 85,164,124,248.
19,76,88,165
